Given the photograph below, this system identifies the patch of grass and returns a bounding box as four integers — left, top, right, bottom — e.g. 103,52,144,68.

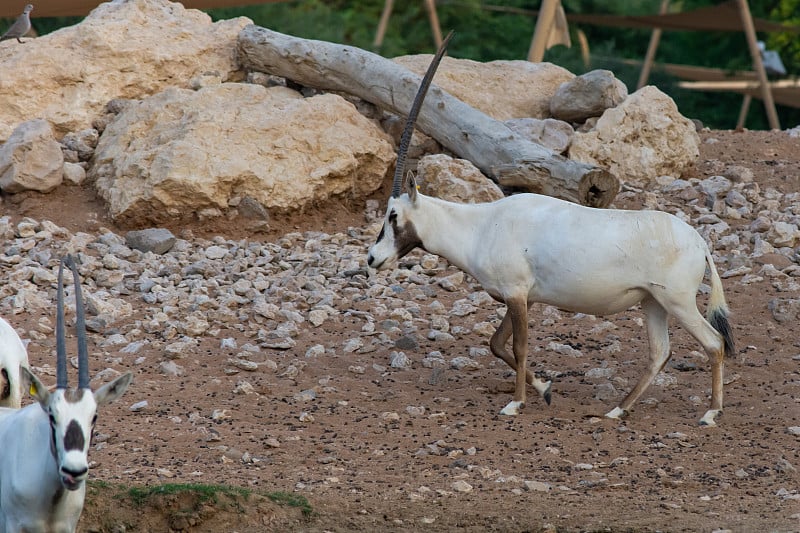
117,482,313,517
125,483,251,507
267,491,313,517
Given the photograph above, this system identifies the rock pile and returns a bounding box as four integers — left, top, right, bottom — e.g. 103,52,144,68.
1,159,797,397
1,0,705,226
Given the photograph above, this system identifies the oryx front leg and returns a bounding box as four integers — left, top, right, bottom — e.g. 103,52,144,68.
498,297,550,416
490,310,552,407
607,297,670,420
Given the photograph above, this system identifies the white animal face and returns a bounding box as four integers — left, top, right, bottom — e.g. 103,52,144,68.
367,179,421,270
46,389,98,490
23,366,132,491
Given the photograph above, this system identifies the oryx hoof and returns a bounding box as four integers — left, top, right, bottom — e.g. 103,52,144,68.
699,409,722,427
500,400,524,416
604,406,627,420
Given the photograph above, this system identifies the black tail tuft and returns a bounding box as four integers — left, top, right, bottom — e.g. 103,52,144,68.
708,308,736,358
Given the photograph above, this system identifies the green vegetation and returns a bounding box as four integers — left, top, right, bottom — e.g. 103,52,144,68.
84,480,313,517
124,482,252,507
3,0,798,129
267,490,315,517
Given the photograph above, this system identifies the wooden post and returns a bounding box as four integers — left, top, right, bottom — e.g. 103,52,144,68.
736,0,780,129
373,0,394,50
527,0,560,62
637,0,670,89
374,0,443,51
424,0,443,48
736,94,752,129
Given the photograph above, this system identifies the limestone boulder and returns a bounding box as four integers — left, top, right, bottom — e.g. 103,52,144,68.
0,119,64,193
550,69,628,123
568,86,700,188
392,56,574,120
0,0,250,140
417,154,503,203
90,83,396,225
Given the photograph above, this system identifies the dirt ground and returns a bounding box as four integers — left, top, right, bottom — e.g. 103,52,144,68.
2,129,799,533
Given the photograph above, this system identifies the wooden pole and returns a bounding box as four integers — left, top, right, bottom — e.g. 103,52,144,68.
736,95,752,129
373,0,394,50
736,0,780,129
637,0,670,89
527,0,560,62
423,0,443,48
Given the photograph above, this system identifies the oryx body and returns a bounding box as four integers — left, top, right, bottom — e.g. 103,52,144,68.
0,257,132,533
0,316,29,408
366,32,735,426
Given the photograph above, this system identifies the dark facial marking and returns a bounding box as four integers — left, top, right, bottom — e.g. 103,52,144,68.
63,419,86,451
391,215,422,259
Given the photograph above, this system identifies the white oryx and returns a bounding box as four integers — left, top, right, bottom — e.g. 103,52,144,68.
0,256,132,533
366,34,735,426
0,316,29,408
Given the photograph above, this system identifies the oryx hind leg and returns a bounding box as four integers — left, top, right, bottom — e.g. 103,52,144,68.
490,305,552,410
668,299,726,426
607,297,670,420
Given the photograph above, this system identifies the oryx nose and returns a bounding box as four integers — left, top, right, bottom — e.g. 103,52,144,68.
61,465,88,478
367,253,374,267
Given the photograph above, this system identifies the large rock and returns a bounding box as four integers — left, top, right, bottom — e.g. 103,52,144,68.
417,154,504,203
568,86,700,188
392,56,573,120
90,83,396,225
0,119,64,193
550,69,628,123
0,0,250,140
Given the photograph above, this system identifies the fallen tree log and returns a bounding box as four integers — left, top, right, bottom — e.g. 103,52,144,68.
237,25,620,207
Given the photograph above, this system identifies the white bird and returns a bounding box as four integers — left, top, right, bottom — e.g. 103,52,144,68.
1,4,33,43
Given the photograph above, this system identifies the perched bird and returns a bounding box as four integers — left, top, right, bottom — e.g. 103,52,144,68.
1,4,33,43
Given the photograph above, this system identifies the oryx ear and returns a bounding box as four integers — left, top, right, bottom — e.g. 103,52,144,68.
20,366,49,405
94,372,133,407
404,171,418,203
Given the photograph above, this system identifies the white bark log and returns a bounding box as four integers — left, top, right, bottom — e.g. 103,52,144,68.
237,25,619,207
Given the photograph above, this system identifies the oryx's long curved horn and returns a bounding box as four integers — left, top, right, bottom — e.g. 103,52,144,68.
56,258,68,389
391,30,453,198
65,255,90,389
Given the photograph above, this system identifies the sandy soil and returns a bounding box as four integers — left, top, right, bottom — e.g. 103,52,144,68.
1,129,799,532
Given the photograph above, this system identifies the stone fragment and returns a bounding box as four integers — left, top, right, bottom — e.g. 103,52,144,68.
0,119,64,193
125,228,176,254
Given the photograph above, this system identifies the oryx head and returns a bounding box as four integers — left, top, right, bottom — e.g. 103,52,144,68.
21,255,132,491
367,32,452,271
